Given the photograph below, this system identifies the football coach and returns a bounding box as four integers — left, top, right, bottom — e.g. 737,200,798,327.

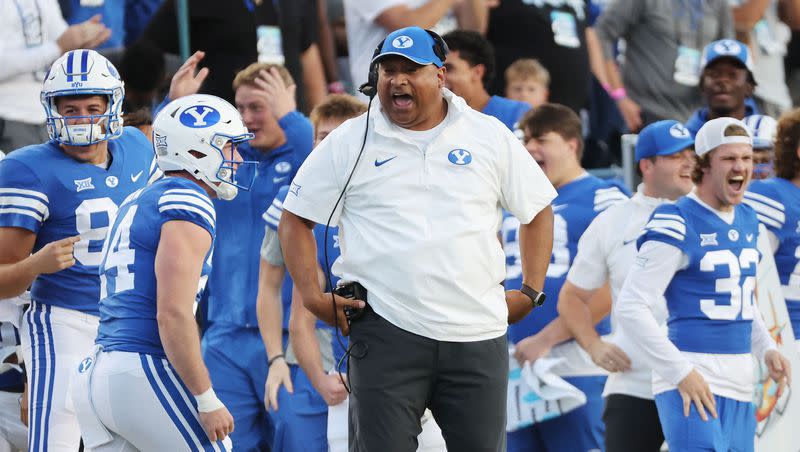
279,26,556,452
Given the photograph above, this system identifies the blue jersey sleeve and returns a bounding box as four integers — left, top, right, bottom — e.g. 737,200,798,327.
262,185,290,232
0,158,49,232
637,204,688,250
157,181,216,237
744,181,786,241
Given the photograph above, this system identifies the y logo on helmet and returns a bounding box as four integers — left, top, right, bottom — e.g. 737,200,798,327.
669,124,691,138
392,36,414,49
448,149,472,165
180,106,221,128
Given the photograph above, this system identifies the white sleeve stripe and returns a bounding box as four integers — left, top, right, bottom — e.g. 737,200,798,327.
263,213,280,228
755,213,782,229
0,188,48,203
272,198,284,209
0,196,48,215
653,213,685,223
594,189,626,203
646,218,686,234
0,207,44,223
647,226,684,241
594,187,623,194
159,201,215,224
158,205,215,228
266,204,283,218
742,198,786,226
148,168,164,184
744,191,784,211
594,197,627,212
159,193,214,215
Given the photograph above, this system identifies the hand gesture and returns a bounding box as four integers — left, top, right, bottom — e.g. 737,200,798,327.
57,15,110,52
265,358,293,410
513,333,551,365
765,349,791,398
30,236,79,274
315,373,348,406
305,292,365,336
677,369,717,421
199,406,234,442
588,339,631,373
168,51,210,101
253,67,297,120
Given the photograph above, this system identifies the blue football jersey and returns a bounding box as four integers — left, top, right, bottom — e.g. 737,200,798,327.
0,127,158,315
745,178,800,333
96,177,215,357
482,95,531,131
638,197,760,354
504,174,629,343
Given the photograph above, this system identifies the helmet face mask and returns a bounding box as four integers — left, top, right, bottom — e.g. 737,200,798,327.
41,50,125,146
153,95,255,201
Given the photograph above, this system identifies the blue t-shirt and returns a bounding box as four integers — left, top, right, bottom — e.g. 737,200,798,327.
482,95,531,132
504,174,629,343
0,128,157,315
96,177,215,357
745,178,800,333
638,197,760,354
204,112,313,327
685,99,759,136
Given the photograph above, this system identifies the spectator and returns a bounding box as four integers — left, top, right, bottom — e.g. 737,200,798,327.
743,114,778,179
0,0,109,152
505,58,550,109
343,0,488,98
442,30,530,130
730,0,800,117
487,0,590,113
58,0,124,50
118,39,166,112
685,39,758,136
595,0,734,131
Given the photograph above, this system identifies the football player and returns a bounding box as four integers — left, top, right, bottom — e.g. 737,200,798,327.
0,49,160,451
504,104,629,452
617,117,790,452
72,94,254,451
742,115,777,180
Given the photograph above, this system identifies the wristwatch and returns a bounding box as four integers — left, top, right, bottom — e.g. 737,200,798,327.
520,284,546,308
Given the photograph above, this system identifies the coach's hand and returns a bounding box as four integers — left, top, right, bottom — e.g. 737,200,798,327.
30,235,79,274
304,292,365,336
506,290,533,324
265,358,293,411
168,51,210,101
199,406,234,443
677,369,717,421
588,339,631,373
765,349,791,398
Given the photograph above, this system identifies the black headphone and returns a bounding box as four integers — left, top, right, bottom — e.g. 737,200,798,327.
358,29,449,98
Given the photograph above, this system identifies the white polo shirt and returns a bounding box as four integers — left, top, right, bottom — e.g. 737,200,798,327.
283,89,556,342
566,187,669,399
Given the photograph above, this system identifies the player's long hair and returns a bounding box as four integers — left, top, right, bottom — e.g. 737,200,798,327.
774,108,800,180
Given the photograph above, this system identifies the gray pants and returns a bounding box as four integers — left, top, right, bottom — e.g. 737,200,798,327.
0,118,48,154
348,308,508,452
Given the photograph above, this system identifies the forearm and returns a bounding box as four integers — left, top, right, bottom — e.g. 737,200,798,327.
780,0,800,29
158,310,211,394
585,28,610,87
376,0,459,30
0,43,62,81
301,44,328,111
732,0,772,30
0,259,39,299
558,283,602,351
255,260,285,360
519,205,553,290
453,0,488,34
279,212,323,311
289,311,327,388
751,297,778,360
316,1,341,83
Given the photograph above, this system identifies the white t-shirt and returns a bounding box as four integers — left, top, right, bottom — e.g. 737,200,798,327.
0,0,68,123
343,0,457,98
283,89,557,342
616,192,777,402
566,187,670,399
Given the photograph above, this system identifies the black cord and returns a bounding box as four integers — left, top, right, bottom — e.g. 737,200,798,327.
323,95,374,393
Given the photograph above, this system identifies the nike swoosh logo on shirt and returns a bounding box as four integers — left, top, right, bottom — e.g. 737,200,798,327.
374,156,397,167
131,171,143,182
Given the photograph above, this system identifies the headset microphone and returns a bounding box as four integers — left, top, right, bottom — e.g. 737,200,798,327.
358,82,376,98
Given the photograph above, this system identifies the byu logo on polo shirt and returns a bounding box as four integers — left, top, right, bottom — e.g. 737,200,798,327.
180,105,221,128
392,35,414,49
670,124,691,138
448,149,472,165
714,40,741,55
78,357,93,373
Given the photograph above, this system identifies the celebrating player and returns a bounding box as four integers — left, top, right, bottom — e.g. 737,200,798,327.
617,117,791,452
72,94,254,451
0,49,159,451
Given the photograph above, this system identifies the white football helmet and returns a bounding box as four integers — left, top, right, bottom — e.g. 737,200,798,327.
742,115,777,150
152,94,255,201
41,49,125,146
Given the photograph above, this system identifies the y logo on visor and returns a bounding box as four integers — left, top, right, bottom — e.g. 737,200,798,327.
392,36,414,49
714,40,741,55
180,106,221,128
448,149,472,166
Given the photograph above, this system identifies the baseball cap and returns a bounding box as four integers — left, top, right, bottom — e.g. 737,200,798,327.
635,120,695,162
694,117,753,156
700,39,756,83
742,115,777,149
371,26,445,68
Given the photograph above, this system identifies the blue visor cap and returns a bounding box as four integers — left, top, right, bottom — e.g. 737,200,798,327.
635,120,695,162
371,26,445,68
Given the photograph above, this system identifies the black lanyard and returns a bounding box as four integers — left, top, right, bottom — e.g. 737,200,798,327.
13,0,44,48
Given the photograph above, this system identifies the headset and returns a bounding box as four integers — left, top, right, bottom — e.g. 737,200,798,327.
324,28,449,392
